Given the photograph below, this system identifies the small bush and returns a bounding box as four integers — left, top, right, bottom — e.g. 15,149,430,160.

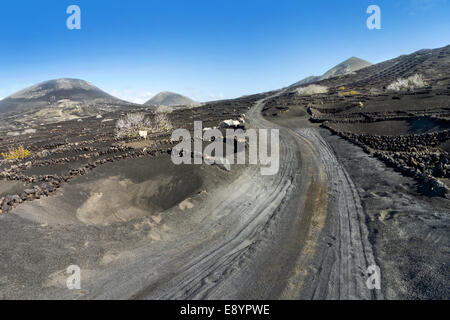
387,74,427,91
341,90,360,96
115,113,150,138
1,146,32,160
153,112,173,133
296,84,328,96
155,105,174,114
115,112,173,138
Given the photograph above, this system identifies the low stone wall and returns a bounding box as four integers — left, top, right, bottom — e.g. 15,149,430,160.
323,123,450,199
0,145,174,215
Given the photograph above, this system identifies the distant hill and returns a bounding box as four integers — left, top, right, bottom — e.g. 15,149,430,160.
0,78,139,126
0,78,130,114
144,91,198,107
291,57,372,87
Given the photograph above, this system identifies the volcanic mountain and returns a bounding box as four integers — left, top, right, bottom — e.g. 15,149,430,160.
0,78,132,114
291,57,372,87
144,91,198,107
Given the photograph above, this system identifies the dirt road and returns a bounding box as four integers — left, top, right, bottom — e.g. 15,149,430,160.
79,95,379,299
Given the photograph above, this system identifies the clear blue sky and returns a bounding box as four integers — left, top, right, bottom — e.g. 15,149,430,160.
0,0,449,103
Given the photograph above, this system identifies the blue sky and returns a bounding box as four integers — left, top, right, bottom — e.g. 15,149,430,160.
0,0,449,103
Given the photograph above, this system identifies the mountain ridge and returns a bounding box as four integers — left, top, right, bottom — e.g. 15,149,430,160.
291,56,372,87
0,78,131,114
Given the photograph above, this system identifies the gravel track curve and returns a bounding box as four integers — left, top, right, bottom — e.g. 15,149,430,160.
73,94,379,300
